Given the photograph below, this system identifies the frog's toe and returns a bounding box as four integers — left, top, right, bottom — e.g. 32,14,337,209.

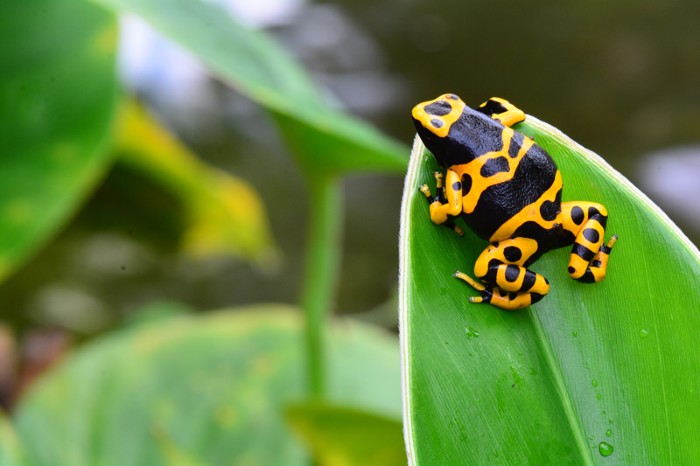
454,271,486,291
469,289,493,305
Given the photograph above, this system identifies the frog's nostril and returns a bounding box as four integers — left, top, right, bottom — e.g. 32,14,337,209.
424,100,452,116
431,118,444,128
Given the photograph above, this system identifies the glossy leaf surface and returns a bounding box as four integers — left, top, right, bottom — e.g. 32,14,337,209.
13,305,401,466
400,116,700,464
92,0,407,175
0,1,119,282
286,402,406,466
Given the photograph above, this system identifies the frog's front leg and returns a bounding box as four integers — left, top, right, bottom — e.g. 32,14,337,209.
454,238,550,310
561,202,618,283
419,170,464,236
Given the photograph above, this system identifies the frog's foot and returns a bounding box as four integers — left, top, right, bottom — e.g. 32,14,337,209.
433,171,444,187
418,186,463,236
571,235,618,283
561,202,617,283
419,184,431,199
420,170,464,236
463,237,551,310
418,171,445,204
431,171,446,203
454,271,545,311
454,271,485,291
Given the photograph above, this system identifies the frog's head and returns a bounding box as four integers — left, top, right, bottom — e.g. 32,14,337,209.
412,93,471,167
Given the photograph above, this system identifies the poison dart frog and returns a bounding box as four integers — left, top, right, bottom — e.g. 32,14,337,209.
412,93,617,310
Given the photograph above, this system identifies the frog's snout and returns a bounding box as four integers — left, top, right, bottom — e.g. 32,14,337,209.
411,93,465,137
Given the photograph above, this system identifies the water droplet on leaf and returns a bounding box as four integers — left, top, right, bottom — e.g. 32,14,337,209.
598,441,614,457
465,326,480,339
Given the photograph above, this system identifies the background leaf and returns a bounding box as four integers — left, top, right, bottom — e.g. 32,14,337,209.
400,116,700,464
92,0,407,175
13,305,401,466
286,402,406,466
0,1,119,283
114,100,277,264
0,411,26,466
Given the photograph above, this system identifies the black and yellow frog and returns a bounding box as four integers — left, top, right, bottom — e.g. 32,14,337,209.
412,93,617,310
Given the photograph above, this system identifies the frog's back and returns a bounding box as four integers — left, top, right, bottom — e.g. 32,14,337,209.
456,129,562,246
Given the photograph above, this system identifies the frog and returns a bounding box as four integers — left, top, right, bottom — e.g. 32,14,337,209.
412,93,617,310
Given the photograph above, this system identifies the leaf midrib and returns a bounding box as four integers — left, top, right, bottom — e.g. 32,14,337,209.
528,309,595,465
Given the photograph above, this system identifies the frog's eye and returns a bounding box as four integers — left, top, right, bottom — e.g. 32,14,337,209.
424,100,452,116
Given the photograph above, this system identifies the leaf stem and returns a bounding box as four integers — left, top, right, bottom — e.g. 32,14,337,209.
300,173,343,398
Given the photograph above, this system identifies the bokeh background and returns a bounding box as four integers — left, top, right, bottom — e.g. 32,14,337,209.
2,0,699,338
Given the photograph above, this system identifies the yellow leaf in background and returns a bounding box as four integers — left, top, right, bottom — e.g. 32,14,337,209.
114,99,278,266
152,425,207,466
0,409,26,466
285,402,406,466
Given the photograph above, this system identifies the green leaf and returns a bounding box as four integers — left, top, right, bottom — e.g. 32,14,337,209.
0,411,26,466
400,116,700,464
13,305,400,465
91,0,408,175
0,1,119,283
286,402,406,466
114,100,277,265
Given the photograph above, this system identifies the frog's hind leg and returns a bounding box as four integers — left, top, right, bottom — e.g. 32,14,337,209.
476,97,526,127
455,238,550,310
561,201,618,283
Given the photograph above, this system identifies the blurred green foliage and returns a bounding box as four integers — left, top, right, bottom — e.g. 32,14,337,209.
12,306,401,465
0,1,119,282
1,0,406,464
286,402,406,466
93,0,408,177
0,410,25,466
115,100,276,265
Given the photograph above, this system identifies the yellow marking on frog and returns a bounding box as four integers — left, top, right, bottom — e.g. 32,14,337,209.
411,94,466,138
452,130,534,214
479,97,526,127
489,170,563,243
473,238,539,278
